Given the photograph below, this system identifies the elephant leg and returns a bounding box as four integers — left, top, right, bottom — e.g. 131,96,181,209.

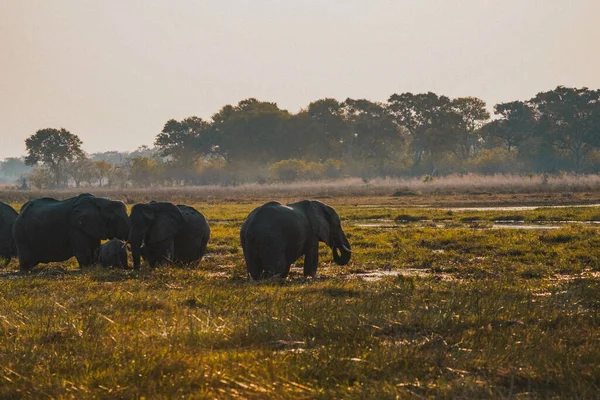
18,251,36,272
303,240,319,278
158,241,175,266
262,249,287,279
15,241,36,271
19,258,36,272
72,235,98,268
244,246,262,280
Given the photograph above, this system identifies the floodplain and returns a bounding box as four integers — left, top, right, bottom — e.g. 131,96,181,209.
1,186,600,398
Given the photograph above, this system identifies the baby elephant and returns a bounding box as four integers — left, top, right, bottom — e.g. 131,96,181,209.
96,238,128,268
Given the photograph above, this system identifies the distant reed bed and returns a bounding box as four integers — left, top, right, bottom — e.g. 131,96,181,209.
1,173,599,203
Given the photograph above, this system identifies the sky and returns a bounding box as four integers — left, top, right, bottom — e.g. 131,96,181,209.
1,0,599,160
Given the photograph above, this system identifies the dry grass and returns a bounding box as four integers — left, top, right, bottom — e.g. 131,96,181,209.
2,173,600,204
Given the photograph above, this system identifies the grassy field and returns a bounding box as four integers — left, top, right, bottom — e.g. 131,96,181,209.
1,193,600,398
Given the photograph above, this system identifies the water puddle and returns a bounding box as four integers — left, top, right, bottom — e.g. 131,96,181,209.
354,219,566,230
355,223,397,229
491,224,560,230
440,204,600,212
353,269,453,282
356,203,600,211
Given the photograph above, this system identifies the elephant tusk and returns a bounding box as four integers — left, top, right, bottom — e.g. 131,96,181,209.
140,239,145,249
342,245,352,253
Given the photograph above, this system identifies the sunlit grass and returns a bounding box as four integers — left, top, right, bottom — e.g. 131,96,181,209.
1,198,600,398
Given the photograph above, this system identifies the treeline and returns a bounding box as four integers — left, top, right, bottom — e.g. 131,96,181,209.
8,85,600,188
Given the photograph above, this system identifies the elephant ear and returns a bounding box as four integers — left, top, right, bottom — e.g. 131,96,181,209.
147,202,186,243
72,194,108,239
308,201,331,245
92,197,126,220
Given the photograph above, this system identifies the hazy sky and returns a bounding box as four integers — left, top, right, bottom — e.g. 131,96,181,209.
1,0,599,159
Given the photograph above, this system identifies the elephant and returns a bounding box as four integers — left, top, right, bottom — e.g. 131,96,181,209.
240,200,351,280
13,193,130,271
95,238,128,268
128,201,210,269
0,201,19,266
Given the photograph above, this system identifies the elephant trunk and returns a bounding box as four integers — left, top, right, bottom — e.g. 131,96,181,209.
332,236,351,266
116,218,131,241
129,230,144,269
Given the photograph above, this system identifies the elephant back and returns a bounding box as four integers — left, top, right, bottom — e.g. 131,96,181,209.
176,205,209,234
0,200,18,223
0,201,19,257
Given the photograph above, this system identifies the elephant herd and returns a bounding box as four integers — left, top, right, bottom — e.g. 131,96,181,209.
0,194,351,279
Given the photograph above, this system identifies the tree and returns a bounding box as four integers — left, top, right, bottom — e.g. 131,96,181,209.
154,117,214,170
211,98,292,163
107,165,128,188
387,92,461,168
450,97,490,159
530,86,600,171
27,167,54,189
93,160,113,187
483,101,536,152
128,156,160,187
66,156,95,188
302,98,352,160
342,98,401,173
24,128,84,188
0,157,31,179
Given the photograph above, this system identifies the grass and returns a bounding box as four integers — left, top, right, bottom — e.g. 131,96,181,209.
3,172,600,204
1,196,600,398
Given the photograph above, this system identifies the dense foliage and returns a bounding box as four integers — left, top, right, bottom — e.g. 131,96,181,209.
5,86,600,188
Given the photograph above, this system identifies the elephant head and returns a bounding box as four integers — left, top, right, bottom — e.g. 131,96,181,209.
308,201,351,265
71,194,130,241
128,202,186,269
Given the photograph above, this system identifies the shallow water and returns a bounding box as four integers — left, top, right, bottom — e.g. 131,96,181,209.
353,269,454,282
356,203,600,211
439,203,600,212
354,219,568,230
491,224,560,230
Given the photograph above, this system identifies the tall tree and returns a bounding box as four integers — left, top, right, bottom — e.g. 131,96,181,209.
450,97,490,158
0,157,31,178
24,128,84,188
93,160,113,187
342,98,400,171
304,98,351,160
483,101,536,152
66,156,95,188
154,116,214,169
387,92,460,167
127,156,160,187
211,98,291,163
530,86,600,171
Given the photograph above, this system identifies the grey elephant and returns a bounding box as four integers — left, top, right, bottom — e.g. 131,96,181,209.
96,238,128,268
13,193,130,271
0,201,19,266
128,202,210,269
240,200,351,279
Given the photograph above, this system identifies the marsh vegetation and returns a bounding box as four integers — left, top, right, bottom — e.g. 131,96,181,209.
1,190,599,398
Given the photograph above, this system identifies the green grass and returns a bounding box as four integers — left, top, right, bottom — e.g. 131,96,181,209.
1,200,600,398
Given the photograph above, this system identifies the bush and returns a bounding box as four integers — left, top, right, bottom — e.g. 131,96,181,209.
27,167,54,189
270,159,304,182
269,159,342,182
467,148,520,174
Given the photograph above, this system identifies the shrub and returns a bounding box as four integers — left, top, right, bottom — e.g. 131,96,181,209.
269,159,339,182
270,159,304,182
